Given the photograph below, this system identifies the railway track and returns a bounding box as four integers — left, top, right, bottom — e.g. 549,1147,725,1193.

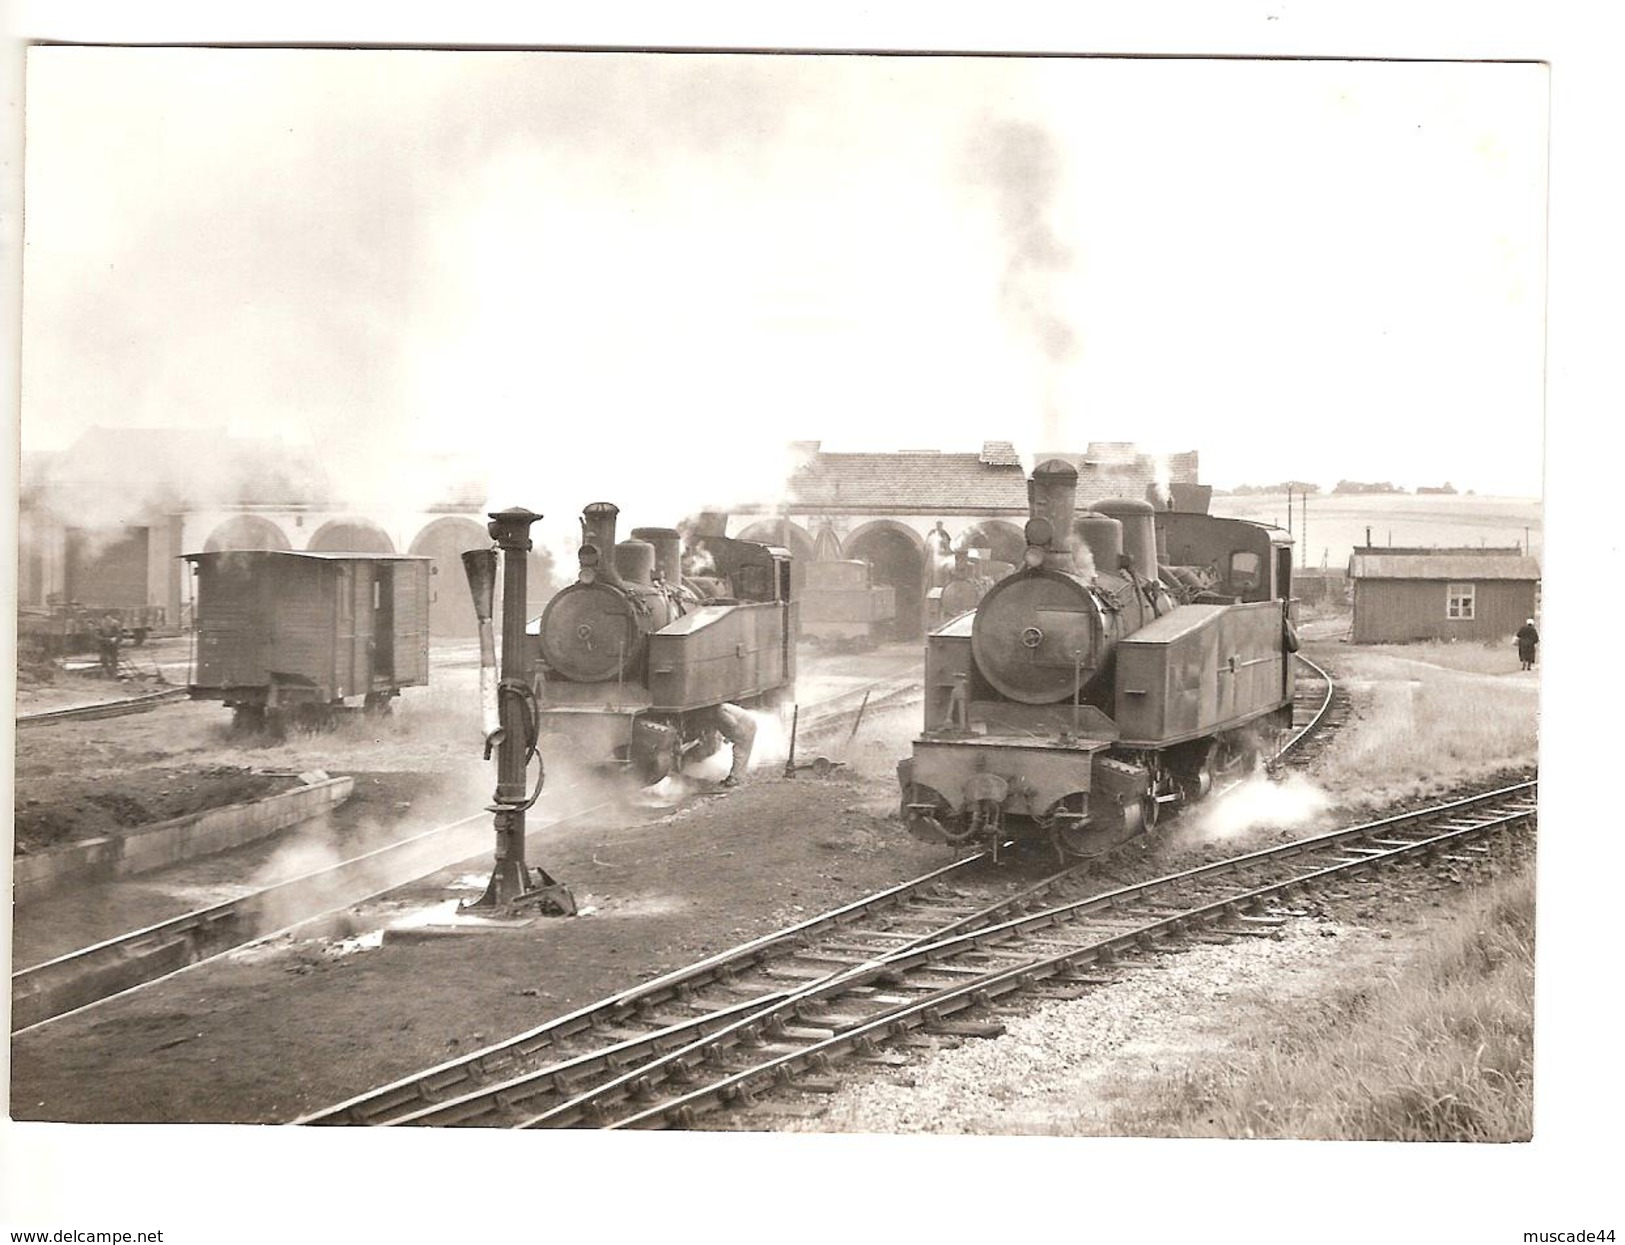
1276,653,1352,772
299,654,1350,1127
11,673,919,1034
411,780,1535,1131
15,686,190,728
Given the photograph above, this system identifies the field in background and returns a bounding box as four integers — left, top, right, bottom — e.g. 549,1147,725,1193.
1210,492,1542,572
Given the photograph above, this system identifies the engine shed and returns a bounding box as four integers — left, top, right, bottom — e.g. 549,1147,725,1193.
1348,547,1541,644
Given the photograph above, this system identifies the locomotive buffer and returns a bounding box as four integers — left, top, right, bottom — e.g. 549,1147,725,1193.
461,508,575,916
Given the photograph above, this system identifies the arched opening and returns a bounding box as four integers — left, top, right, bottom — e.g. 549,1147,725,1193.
408,517,490,638
846,521,927,639
203,516,293,553
307,519,395,555
737,519,814,598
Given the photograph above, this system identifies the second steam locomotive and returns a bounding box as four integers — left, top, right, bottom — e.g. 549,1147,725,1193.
527,503,795,783
899,459,1298,859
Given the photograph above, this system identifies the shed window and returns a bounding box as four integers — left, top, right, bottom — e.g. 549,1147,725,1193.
1447,582,1476,619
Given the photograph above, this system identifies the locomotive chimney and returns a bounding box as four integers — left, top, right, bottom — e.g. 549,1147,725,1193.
579,502,622,586
630,526,683,585
1025,459,1079,571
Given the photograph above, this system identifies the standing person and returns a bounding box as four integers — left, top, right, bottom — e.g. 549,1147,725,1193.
1515,618,1539,670
96,613,123,678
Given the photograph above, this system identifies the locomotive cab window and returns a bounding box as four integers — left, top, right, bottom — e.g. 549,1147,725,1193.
1229,551,1262,594
1447,582,1476,619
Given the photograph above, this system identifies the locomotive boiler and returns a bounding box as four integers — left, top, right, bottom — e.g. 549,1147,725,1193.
529,502,796,783
899,459,1297,858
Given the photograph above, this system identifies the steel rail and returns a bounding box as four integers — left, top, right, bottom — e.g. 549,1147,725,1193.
518,781,1534,1129
15,687,190,728
604,798,1535,1130
305,655,1339,1126
297,851,998,1124
1276,653,1336,762
17,670,914,1038
363,855,1101,1127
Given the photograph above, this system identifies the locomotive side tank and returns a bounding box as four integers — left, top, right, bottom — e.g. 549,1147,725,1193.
901,459,1296,858
532,502,796,783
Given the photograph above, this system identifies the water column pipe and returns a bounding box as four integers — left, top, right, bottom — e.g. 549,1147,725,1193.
461,506,574,915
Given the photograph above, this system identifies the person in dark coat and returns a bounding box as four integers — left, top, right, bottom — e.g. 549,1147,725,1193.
96,613,123,678
1515,618,1539,670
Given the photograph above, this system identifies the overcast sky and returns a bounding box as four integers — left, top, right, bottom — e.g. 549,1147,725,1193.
21,48,1548,503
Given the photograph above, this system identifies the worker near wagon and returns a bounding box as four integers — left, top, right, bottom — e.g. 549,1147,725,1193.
96,613,123,678
1515,618,1540,671
714,702,758,788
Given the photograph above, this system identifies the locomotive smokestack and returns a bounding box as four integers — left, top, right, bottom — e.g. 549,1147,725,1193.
461,548,502,751
1025,459,1079,571
579,502,622,586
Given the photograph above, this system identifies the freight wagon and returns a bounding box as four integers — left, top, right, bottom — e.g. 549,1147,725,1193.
183,551,430,727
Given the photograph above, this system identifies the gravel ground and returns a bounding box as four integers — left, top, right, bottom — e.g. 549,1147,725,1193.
772,916,1404,1136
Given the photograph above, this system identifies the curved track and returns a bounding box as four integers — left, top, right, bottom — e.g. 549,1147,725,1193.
299,652,1349,1127
524,781,1537,1130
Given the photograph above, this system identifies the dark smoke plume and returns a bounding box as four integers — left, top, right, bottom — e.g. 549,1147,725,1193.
963,119,1081,446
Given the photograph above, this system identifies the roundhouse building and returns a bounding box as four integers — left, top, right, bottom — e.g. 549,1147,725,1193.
1347,546,1541,644
728,441,1201,638
18,428,506,639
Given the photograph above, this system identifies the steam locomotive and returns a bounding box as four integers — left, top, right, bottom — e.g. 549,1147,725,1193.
898,459,1298,859
527,503,796,783
925,546,1015,632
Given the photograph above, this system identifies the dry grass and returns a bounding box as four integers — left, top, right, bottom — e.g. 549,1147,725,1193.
1308,644,1538,809
1095,861,1536,1141
1353,637,1530,677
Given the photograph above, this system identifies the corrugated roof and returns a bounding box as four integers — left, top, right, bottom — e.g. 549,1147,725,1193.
785,451,1029,512
1350,553,1541,580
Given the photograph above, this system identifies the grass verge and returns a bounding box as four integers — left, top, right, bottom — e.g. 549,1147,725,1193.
1095,860,1535,1141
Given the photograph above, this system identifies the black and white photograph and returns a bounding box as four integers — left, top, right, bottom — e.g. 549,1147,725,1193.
3,7,1616,1243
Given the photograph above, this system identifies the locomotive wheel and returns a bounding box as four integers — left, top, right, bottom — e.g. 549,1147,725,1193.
1139,792,1160,833
1046,794,1111,858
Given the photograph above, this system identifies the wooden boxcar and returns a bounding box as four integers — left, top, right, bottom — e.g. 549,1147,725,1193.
184,551,430,724
799,559,896,646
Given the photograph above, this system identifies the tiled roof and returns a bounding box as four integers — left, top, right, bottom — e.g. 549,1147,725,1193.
786,451,1030,512
1350,552,1542,580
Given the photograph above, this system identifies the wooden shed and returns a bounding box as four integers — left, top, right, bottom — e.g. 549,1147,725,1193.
1347,546,1540,644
